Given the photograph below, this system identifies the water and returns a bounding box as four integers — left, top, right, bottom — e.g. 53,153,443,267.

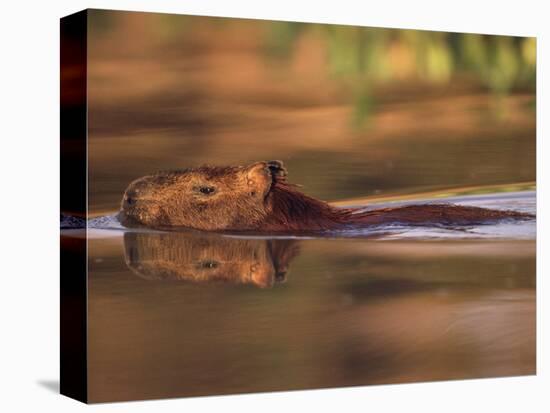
61,191,537,402
65,11,537,402
342,190,536,240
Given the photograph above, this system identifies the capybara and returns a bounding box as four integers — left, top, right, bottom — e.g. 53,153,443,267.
118,160,533,232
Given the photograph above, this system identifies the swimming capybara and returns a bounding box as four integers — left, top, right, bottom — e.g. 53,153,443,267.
117,160,533,232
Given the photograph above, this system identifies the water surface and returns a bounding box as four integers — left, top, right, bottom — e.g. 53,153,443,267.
73,191,537,402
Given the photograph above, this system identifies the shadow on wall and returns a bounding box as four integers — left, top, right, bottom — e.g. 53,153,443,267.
37,380,59,394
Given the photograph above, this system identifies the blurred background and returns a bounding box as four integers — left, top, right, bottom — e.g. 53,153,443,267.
84,11,536,401
87,10,536,214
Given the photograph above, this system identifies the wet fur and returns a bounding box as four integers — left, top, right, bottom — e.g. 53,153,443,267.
260,179,532,232
119,160,534,232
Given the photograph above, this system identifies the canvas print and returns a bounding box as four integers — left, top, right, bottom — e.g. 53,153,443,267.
60,9,536,403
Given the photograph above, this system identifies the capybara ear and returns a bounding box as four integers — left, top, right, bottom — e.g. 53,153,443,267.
246,161,277,197
266,160,287,180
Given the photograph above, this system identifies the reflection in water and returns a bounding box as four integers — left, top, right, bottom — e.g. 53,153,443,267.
124,232,300,288
87,234,535,402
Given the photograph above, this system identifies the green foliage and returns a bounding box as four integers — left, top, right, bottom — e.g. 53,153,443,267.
415,32,454,83
459,34,525,95
264,21,305,59
153,14,191,39
353,87,375,129
260,22,536,125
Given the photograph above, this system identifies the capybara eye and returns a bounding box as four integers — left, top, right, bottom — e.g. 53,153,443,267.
126,196,136,205
198,260,219,269
198,186,216,195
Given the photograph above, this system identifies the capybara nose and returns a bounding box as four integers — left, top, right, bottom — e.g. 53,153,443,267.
122,175,156,208
123,196,132,207
123,190,137,207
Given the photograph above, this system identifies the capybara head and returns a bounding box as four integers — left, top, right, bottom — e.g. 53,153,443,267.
118,160,288,230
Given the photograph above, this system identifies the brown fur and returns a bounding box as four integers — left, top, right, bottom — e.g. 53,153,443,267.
118,160,533,232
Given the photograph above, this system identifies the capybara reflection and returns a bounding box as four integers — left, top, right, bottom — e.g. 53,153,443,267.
118,160,533,232
123,232,300,288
